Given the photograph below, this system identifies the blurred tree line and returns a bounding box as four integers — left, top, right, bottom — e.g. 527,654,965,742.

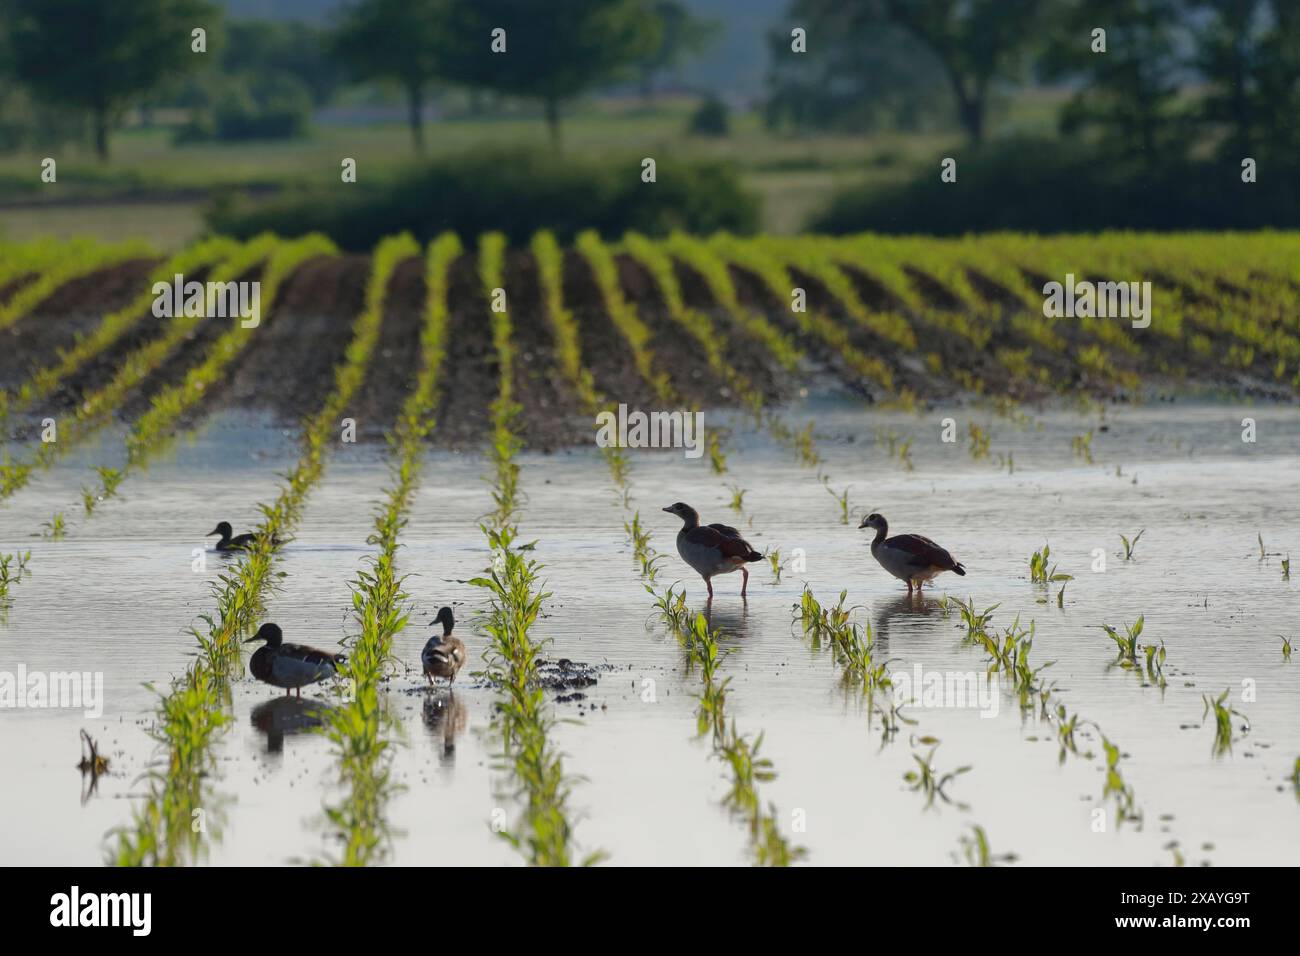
0,0,713,159
769,0,1300,169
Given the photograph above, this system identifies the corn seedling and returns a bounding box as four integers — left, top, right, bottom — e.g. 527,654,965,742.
1101,616,1144,666
1201,688,1249,756
40,513,66,540
967,422,991,460
904,738,971,811
1120,529,1145,560
1100,734,1143,828
1281,635,1293,662
958,825,1017,866
1071,430,1094,463
1028,544,1072,587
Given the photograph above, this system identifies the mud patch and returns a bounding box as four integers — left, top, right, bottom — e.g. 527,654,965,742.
0,272,37,309
671,257,786,404
433,253,495,448
506,251,590,449
351,256,425,439
562,249,658,410
211,255,371,425
615,252,727,407
0,258,158,394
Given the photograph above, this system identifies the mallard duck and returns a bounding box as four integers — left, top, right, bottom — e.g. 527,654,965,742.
245,623,345,697
207,521,256,552
422,606,466,685
859,513,965,593
663,502,763,599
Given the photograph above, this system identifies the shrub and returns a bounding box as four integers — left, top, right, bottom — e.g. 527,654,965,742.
207,148,759,249
809,137,1300,234
687,97,729,137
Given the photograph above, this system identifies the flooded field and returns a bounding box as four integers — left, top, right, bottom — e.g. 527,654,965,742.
3,397,1297,866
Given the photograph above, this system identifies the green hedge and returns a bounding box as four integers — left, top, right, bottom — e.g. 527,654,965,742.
810,138,1300,234
207,148,760,249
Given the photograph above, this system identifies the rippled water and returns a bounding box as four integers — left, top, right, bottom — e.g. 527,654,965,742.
3,397,1298,865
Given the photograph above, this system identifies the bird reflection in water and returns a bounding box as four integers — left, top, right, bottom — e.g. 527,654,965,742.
423,690,467,765
870,591,947,648
251,696,332,754
703,599,751,643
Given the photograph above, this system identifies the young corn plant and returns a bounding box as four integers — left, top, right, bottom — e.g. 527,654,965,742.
1100,734,1143,828
1281,635,1293,662
110,234,399,867
1071,430,1094,463
957,825,1017,866
1100,616,1145,667
40,513,66,540
1201,689,1249,756
1120,529,1145,560
904,738,971,811
0,550,31,603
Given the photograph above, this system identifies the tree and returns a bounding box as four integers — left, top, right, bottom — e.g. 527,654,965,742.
881,0,1045,145
439,0,662,148
636,0,719,101
8,0,216,161
1191,0,1300,160
1043,0,1186,164
765,0,951,133
332,0,452,154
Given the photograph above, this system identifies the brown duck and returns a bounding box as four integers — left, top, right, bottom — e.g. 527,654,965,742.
663,502,764,599
859,512,966,593
421,606,466,685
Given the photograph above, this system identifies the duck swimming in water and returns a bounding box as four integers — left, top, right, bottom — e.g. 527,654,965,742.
207,521,257,552
664,502,764,600
246,623,345,697
421,606,466,686
859,513,965,593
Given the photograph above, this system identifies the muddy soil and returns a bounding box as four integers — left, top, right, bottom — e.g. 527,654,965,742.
210,255,371,425
670,258,787,404
614,253,730,407
561,249,658,411
504,250,590,450
726,262,877,401
350,256,426,439
432,253,495,448
120,265,267,424
0,273,37,309
0,259,158,394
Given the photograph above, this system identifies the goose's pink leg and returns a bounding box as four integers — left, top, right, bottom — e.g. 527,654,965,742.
741,567,749,598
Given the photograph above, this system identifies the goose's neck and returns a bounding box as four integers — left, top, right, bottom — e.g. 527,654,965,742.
871,524,887,547
442,620,454,638
679,511,699,531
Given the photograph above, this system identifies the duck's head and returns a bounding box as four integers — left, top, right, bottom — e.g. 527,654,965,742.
662,502,698,523
429,606,455,634
858,512,887,532
207,521,233,538
245,622,282,647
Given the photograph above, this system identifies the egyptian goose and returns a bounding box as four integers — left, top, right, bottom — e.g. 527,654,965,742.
422,606,467,685
207,521,257,552
246,623,345,697
663,501,763,599
859,513,965,592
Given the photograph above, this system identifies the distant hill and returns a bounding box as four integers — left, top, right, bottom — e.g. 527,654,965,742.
214,0,786,97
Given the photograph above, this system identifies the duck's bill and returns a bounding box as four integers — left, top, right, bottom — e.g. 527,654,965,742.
857,517,871,529
206,527,221,536
661,506,673,513
243,635,261,644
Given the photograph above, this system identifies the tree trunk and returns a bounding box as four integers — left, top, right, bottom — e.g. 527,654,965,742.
953,82,984,146
544,95,562,150
407,82,425,155
93,106,110,162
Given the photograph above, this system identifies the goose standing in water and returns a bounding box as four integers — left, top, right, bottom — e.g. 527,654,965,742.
663,502,763,600
422,606,467,686
859,513,965,593
246,623,345,697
